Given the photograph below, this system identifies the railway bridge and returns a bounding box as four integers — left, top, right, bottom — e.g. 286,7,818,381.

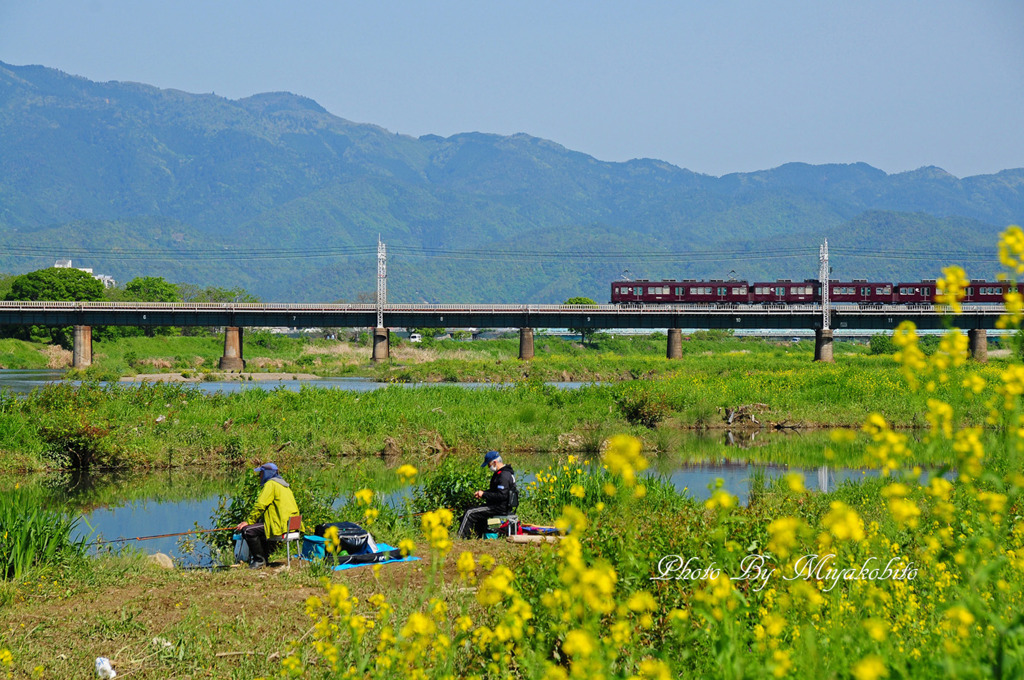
0,301,1003,368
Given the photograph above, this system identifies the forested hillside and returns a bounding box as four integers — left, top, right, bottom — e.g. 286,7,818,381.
2,61,1022,302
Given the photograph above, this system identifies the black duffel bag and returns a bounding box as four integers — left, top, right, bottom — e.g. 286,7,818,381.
314,521,378,558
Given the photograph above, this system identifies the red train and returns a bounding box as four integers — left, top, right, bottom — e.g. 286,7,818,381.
610,278,1017,306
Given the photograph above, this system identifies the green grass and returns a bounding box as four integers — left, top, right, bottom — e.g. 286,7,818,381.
0,338,55,369
0,486,86,580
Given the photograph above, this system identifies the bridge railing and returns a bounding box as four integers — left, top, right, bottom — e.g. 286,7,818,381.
0,301,1008,314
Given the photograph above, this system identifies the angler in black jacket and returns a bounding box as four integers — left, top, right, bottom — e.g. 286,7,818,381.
457,450,519,539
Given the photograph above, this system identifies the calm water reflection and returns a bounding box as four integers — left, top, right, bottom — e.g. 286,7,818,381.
0,369,600,395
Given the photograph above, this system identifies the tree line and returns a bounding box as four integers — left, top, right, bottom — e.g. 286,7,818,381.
0,267,259,348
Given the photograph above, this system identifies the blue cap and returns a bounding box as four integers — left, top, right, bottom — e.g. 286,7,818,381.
254,462,278,474
482,451,501,467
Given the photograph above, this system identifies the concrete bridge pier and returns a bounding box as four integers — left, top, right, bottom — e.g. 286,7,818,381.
218,326,245,371
72,325,92,368
969,329,988,363
667,328,683,359
519,328,535,360
814,329,834,363
371,327,390,363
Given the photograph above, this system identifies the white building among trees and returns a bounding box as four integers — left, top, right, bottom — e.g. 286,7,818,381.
53,259,116,288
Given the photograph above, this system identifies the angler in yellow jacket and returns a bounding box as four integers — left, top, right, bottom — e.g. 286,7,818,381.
235,462,302,569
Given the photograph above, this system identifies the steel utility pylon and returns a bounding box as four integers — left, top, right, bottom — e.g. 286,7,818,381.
819,239,830,330
377,236,387,328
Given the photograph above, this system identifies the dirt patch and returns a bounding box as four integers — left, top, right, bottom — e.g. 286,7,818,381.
246,357,285,369
0,540,524,678
301,342,365,358
40,345,72,369
138,357,173,369
390,345,441,362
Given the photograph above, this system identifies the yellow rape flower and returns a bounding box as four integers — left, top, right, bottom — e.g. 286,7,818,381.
477,566,515,606
635,658,672,680
627,590,657,613
822,501,865,542
353,488,373,505
603,434,648,487
770,649,793,678
999,289,1023,328
323,525,341,554
935,265,969,314
401,612,436,638
863,618,888,642
562,629,596,658
783,473,806,494
998,225,1024,276
705,489,737,511
457,551,477,583
768,516,803,559
396,464,418,483
851,655,888,680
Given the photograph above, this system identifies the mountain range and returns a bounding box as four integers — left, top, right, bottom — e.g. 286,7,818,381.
2,60,1022,302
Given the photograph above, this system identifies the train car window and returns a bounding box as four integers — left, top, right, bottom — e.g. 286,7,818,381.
717,287,726,295
633,287,643,296
923,288,930,295
966,287,973,295
674,287,683,295
775,287,785,296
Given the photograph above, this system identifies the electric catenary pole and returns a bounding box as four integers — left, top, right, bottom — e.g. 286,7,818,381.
819,239,830,330
377,236,387,329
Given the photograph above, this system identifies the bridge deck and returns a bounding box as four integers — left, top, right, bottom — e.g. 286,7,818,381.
0,302,1005,331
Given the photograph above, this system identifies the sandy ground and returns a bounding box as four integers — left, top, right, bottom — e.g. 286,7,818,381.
122,372,321,383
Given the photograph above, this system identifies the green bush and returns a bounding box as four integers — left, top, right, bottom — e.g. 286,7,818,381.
413,456,490,516
869,333,896,355
615,387,670,428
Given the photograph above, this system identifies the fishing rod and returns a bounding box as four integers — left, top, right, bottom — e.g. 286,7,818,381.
85,527,234,546
83,508,455,546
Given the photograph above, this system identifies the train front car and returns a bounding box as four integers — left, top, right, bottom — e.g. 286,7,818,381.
749,280,818,305
829,280,894,306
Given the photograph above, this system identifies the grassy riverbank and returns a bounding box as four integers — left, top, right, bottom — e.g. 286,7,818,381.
0,349,996,472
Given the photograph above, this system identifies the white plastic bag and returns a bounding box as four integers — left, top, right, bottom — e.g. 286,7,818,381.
95,657,117,679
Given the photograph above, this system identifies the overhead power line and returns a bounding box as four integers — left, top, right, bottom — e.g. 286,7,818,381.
0,242,999,263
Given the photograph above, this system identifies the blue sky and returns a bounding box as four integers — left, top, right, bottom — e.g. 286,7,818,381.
2,1,1022,177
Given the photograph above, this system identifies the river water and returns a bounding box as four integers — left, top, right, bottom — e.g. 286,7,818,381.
0,369,600,396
